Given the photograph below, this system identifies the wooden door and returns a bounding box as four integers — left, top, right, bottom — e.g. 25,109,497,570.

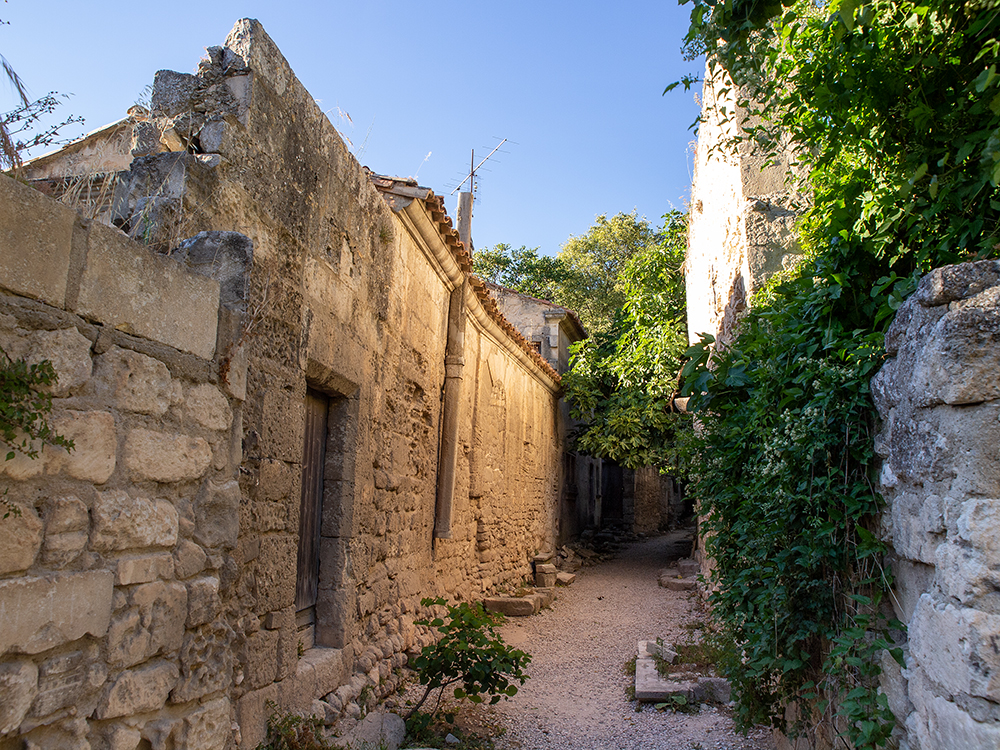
296,389,328,613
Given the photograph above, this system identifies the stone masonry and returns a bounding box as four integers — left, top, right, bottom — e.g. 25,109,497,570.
0,174,242,749
873,260,1000,750
0,18,568,749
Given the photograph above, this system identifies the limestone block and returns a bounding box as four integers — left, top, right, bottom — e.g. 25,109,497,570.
96,346,181,416
78,222,221,359
171,621,235,704
880,649,912,724
106,581,187,669
44,496,88,534
924,695,1000,748
194,479,240,549
911,595,1000,701
125,428,211,483
174,697,231,750
116,553,175,585
173,538,208,579
243,628,279,689
41,531,88,569
49,409,117,483
2,410,117,483
95,660,179,719
184,383,232,431
103,724,142,750
133,581,187,653
235,683,280,750
30,644,106,718
957,496,1000,559
890,491,945,565
91,490,179,552
152,70,198,116
483,597,538,617
0,503,42,575
301,646,347,697
912,259,1000,307
912,297,1000,405
0,570,113,655
0,659,37,735
936,542,995,604
338,711,406,750
186,576,221,627
0,174,75,307
556,571,576,586
253,536,297,613
26,328,93,397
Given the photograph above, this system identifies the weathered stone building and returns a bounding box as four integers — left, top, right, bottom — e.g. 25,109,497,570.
685,63,805,347
0,19,570,749
688,59,1000,750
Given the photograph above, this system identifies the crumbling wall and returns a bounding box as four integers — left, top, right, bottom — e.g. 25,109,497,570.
686,63,805,347
0,176,244,749
873,260,1000,749
103,19,564,746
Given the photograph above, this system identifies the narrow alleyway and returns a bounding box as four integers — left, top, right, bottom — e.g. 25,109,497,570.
483,533,776,750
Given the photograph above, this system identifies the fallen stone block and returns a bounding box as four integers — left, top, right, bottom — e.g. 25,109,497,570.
534,564,557,587
534,588,556,608
658,574,697,591
677,558,700,576
639,640,677,663
555,571,576,586
697,676,732,703
483,597,539,617
635,656,698,703
532,551,554,564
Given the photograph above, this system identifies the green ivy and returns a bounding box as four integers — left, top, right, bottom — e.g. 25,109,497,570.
671,0,999,744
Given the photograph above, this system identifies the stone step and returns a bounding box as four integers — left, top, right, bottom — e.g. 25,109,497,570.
634,641,731,704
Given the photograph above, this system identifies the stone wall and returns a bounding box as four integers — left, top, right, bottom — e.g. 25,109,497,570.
873,260,1000,749
0,175,243,749
686,62,805,347
100,19,565,747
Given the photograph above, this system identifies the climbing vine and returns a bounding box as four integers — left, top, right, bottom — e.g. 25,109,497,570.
675,0,1000,745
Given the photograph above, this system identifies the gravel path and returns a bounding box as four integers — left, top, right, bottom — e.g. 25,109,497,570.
478,533,776,750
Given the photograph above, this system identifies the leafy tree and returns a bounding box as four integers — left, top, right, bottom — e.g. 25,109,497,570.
558,212,663,342
474,243,571,303
562,211,692,470
674,0,1000,745
406,597,530,734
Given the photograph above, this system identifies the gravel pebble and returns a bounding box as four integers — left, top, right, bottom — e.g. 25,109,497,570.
480,533,777,750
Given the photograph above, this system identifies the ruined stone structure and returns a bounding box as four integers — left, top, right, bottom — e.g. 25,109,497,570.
689,59,1000,750
686,63,805,347
873,261,1000,749
0,19,568,749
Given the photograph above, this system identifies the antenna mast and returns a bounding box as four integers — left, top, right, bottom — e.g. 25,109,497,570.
453,138,507,254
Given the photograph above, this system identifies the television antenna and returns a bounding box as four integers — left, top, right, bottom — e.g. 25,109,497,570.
450,138,507,196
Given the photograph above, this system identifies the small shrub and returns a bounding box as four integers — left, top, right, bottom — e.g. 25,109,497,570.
407,597,531,723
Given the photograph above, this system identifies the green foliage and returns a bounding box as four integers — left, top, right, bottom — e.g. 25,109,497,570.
473,244,572,304
680,256,909,746
673,0,999,745
0,347,73,519
562,211,692,471
407,598,531,723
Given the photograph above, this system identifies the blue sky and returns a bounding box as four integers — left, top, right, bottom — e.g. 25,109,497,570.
2,1,701,256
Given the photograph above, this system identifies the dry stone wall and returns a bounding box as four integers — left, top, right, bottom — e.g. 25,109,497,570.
0,175,244,749
873,260,1000,750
